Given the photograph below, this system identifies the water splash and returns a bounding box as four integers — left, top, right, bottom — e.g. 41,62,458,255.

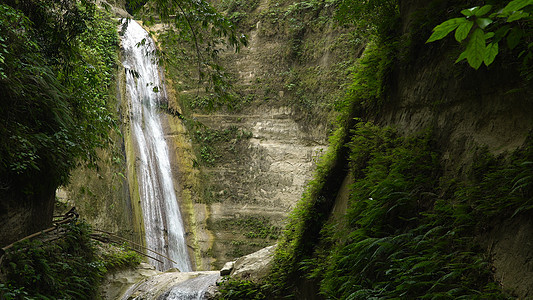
121,19,192,272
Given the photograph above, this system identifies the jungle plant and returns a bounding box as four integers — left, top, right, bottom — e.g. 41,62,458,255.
313,123,509,299
427,0,533,70
215,278,268,300
0,2,119,191
0,222,105,300
336,0,399,40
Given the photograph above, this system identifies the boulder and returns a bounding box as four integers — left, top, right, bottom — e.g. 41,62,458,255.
220,261,235,276
229,245,276,282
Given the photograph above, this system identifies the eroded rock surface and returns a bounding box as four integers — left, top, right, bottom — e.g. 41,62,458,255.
100,263,160,300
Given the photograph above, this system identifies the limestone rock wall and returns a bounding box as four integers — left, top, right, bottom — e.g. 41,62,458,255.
159,0,361,269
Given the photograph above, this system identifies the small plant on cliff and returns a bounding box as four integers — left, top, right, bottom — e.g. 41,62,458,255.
100,243,143,272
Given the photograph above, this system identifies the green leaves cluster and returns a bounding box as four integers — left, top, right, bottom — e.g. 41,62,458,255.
427,0,533,69
100,243,143,271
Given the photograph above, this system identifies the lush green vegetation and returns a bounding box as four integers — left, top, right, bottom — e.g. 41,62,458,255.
0,2,140,298
0,222,141,300
306,124,530,299
136,0,247,111
0,1,118,191
215,277,267,300
0,222,103,299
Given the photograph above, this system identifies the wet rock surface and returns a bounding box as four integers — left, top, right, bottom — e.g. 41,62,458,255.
104,267,220,300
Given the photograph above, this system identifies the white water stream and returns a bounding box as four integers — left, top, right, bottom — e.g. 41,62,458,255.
161,273,220,300
121,19,192,273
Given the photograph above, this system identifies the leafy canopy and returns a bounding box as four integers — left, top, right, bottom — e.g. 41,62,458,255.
133,0,248,106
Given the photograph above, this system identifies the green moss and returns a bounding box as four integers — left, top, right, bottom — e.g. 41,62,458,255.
211,216,282,240
100,243,143,272
190,124,252,166
267,120,350,298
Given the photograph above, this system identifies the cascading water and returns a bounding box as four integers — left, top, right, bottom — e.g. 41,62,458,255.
162,273,220,300
121,19,192,272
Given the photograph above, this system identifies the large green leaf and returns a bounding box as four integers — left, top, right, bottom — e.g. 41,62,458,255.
507,10,530,22
455,21,474,42
484,42,499,66
475,18,493,29
502,0,533,14
466,28,486,69
507,27,524,49
461,7,477,17
426,18,467,43
474,5,492,17
493,25,511,42
455,51,468,63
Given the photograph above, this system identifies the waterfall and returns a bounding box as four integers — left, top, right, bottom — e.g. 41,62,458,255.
121,19,192,272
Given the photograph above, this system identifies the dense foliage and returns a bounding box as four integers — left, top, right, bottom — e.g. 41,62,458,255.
0,222,103,299
0,0,118,191
336,0,399,40
215,278,267,300
0,222,141,299
307,124,531,299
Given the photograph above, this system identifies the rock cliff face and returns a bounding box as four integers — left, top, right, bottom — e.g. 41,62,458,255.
160,0,361,269
382,40,532,175
55,0,356,271
0,184,55,248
